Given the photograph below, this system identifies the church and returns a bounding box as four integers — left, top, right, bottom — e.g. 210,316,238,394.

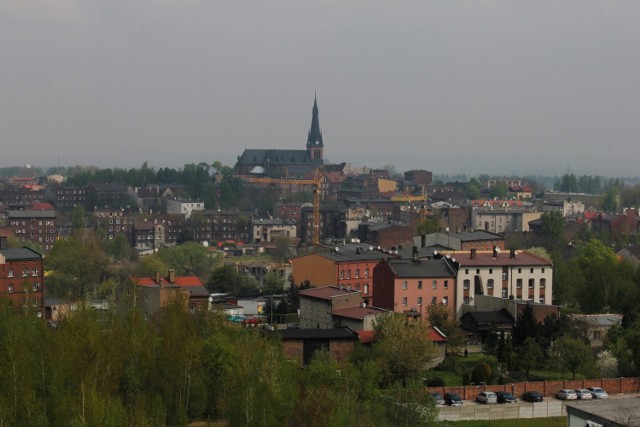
234,96,325,177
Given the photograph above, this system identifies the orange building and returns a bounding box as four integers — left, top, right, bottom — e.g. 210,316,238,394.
291,244,393,305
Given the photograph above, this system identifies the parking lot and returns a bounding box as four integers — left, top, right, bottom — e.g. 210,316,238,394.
438,393,640,421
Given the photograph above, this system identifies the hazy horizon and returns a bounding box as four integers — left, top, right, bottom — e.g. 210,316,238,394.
2,1,640,177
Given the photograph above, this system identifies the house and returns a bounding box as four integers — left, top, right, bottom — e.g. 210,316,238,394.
471,206,542,233
93,208,135,242
358,221,414,249
372,257,457,321
117,270,209,318
166,198,205,220
570,314,623,348
452,248,553,318
192,208,241,244
53,186,86,210
460,309,515,342
291,244,392,305
566,397,640,427
251,218,297,243
0,236,45,316
617,244,640,268
280,327,359,365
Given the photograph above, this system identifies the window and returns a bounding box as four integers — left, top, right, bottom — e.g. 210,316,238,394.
418,280,423,290
540,278,546,288
33,299,38,307
487,279,494,289
517,279,523,288
502,289,508,298
402,281,408,290
339,271,344,279
432,280,437,290
539,298,545,305
402,297,407,307
7,269,13,278
32,283,39,292
542,268,545,273
8,285,13,293
442,296,448,306
529,279,535,288
346,270,351,279
518,268,522,273
530,268,534,274
22,269,29,277
476,269,480,274
355,269,360,279
364,284,369,294
364,268,369,278
444,280,449,289
431,296,437,305
489,268,493,274
463,279,470,289
463,296,469,304
465,269,469,274
417,296,423,305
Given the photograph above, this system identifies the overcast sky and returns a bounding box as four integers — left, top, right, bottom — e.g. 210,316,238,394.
2,1,639,176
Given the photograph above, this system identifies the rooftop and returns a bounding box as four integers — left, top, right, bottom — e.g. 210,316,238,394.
299,286,359,301
386,258,457,278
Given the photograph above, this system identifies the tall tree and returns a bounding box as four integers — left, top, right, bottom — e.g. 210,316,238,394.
550,336,593,379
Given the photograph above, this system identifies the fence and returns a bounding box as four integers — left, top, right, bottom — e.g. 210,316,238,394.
439,400,566,422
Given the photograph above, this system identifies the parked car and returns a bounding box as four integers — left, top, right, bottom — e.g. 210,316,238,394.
430,392,446,407
556,389,578,400
522,391,544,402
587,387,609,399
476,391,498,404
444,393,463,406
575,389,593,400
495,391,518,404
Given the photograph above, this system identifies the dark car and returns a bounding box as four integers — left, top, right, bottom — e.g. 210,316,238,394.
495,391,518,403
430,392,446,407
444,392,463,406
522,391,544,402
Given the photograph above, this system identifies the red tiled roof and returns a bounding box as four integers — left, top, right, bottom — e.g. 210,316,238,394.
31,202,54,210
133,275,204,287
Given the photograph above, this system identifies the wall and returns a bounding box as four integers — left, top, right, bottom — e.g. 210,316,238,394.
428,377,640,401
292,253,336,286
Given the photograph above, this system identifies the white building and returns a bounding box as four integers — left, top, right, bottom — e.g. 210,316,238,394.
166,199,204,219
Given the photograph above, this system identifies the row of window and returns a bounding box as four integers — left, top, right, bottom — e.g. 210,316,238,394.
339,268,370,280
7,269,40,278
6,283,41,292
462,278,547,289
402,296,448,307
10,220,55,226
402,280,450,290
464,267,546,275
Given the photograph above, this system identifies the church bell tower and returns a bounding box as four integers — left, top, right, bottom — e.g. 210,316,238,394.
306,95,324,161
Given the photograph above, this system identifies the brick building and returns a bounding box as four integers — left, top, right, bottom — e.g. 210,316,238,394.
0,236,45,316
7,208,57,251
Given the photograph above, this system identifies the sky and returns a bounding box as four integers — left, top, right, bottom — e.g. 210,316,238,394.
1,1,639,176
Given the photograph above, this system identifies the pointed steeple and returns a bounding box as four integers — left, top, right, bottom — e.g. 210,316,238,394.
307,94,323,148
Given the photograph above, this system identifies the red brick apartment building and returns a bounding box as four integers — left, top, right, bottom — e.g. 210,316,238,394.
0,236,45,316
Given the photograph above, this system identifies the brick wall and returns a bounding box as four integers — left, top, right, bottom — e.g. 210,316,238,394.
330,340,357,363
428,377,640,400
283,340,304,364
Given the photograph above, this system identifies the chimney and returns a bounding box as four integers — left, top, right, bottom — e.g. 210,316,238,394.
510,248,516,259
470,248,476,259
412,245,418,259
0,235,7,250
168,269,176,284
154,271,161,284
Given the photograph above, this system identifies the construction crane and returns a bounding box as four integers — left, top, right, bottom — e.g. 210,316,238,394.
390,192,428,222
247,169,325,245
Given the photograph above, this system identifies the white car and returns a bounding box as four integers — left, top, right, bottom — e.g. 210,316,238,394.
587,387,609,399
575,389,593,400
556,389,578,400
476,391,498,404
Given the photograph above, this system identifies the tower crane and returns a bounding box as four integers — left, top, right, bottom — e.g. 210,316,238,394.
247,169,325,245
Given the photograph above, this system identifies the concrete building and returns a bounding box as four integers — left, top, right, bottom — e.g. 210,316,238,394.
166,198,204,219
472,206,542,233
251,218,297,243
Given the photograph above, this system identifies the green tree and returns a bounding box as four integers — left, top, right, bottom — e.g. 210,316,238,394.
465,178,482,199
271,235,292,263
207,265,259,295
517,337,544,380
575,239,619,312
602,186,620,213
550,336,593,379
373,313,438,386
71,204,87,231
417,216,441,236
488,182,508,199
512,304,540,348
540,211,564,242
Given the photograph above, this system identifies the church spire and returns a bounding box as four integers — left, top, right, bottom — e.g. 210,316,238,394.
307,94,323,149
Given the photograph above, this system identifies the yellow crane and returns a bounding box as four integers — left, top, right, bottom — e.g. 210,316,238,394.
390,192,428,222
247,169,325,245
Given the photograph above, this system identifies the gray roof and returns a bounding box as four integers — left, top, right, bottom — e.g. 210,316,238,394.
316,244,393,262
386,258,456,278
280,327,358,341
0,247,43,260
236,149,322,167
462,309,514,325
8,210,56,218
566,397,640,426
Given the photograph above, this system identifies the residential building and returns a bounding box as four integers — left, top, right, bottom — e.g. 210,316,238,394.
166,198,204,220
0,188,46,208
85,182,130,210
0,236,45,316
53,186,86,210
542,200,585,217
7,208,57,251
357,221,413,249
372,257,457,320
251,218,297,243
192,209,241,244
93,209,135,242
570,314,623,348
453,248,553,317
472,206,542,233
291,244,392,304
300,206,343,244
617,244,640,268
404,169,433,186
412,230,505,252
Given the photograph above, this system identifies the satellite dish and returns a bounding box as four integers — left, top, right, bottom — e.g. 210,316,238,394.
208,296,214,302
334,246,340,252
495,246,501,253
442,298,447,304
433,250,438,256
452,257,456,262
369,246,374,251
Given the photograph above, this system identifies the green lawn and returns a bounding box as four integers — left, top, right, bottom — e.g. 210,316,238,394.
441,416,566,427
